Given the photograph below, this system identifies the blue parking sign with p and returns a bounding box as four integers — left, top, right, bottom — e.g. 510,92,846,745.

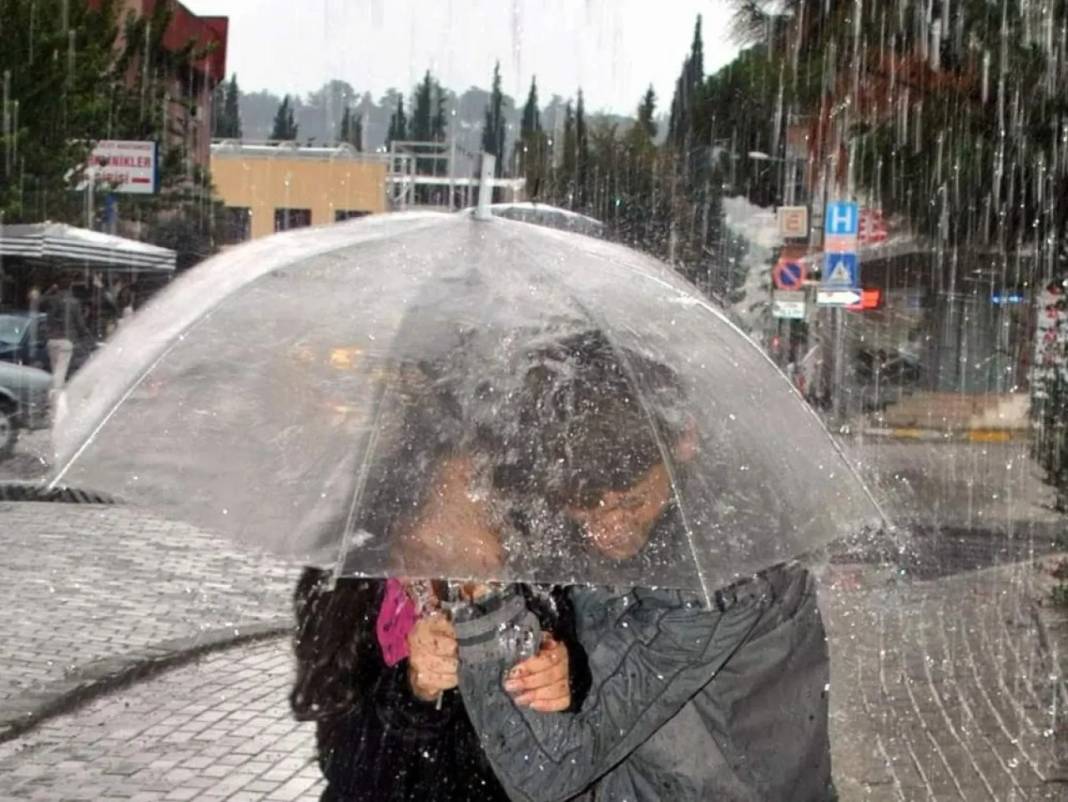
825,202,859,236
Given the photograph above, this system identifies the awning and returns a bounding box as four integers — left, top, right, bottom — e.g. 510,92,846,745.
0,222,176,272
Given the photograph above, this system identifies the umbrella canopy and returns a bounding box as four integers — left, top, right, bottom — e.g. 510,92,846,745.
50,211,884,596
0,222,176,272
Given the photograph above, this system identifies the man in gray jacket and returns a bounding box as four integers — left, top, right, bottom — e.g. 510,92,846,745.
453,331,834,801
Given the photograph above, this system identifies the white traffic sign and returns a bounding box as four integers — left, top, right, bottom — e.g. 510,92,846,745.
80,140,159,194
772,290,806,319
817,289,863,306
777,206,809,239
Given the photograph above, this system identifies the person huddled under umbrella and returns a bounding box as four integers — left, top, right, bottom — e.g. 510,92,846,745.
452,330,836,802
288,366,591,802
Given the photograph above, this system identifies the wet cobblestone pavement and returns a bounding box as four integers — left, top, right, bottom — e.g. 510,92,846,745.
0,560,1063,800
0,439,1065,799
0,502,295,733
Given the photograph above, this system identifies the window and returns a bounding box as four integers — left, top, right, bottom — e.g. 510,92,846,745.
334,210,371,222
274,208,312,232
220,207,252,244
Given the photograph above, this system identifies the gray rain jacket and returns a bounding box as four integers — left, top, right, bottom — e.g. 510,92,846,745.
453,560,832,801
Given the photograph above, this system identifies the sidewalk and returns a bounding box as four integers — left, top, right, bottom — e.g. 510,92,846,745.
842,438,1064,539
0,501,295,742
0,558,1063,800
0,431,1065,799
851,392,1032,441
823,558,1068,800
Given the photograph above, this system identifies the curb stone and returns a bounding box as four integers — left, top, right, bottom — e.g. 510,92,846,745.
849,426,1028,442
0,619,292,745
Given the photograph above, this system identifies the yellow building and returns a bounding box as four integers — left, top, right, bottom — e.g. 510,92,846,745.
210,142,389,241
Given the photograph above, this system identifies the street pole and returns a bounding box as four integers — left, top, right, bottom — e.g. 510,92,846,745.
448,110,456,212
85,166,95,230
474,153,495,221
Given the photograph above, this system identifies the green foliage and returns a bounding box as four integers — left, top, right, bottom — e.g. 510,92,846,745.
386,95,406,147
481,62,505,175
411,70,448,144
729,0,1068,250
0,0,124,222
0,0,225,276
516,78,549,199
338,106,362,151
270,95,298,141
1052,581,1068,609
213,73,241,139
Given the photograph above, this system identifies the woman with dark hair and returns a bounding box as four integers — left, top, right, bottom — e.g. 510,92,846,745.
451,330,836,802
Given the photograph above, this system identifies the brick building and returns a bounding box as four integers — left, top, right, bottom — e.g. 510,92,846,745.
91,0,228,172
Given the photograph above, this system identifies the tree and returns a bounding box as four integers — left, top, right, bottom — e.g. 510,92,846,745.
0,0,219,246
637,86,657,142
270,95,298,141
412,74,449,143
516,77,548,199
386,95,407,147
213,73,241,138
574,90,590,208
431,83,448,143
481,62,505,176
0,0,125,222
556,101,577,206
667,15,705,150
520,77,541,139
338,106,362,150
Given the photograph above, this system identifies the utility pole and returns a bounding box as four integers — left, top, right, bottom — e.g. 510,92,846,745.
448,108,456,211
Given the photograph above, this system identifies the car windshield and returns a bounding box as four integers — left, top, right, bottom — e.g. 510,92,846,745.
0,314,28,345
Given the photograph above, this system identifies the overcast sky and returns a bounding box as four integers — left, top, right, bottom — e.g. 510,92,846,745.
183,0,741,114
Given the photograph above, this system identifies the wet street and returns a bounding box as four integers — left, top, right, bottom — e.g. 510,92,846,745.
0,437,1065,800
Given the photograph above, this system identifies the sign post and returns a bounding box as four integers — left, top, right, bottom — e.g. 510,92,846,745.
819,201,862,423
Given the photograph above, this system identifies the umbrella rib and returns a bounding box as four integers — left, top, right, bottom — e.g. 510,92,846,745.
331,374,396,582
49,310,217,489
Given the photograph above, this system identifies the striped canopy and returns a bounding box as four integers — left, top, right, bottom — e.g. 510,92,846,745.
0,222,176,272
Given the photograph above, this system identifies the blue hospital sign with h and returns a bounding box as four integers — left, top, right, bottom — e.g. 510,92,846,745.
825,202,859,236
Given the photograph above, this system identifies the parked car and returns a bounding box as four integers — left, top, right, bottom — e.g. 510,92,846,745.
0,360,50,460
0,310,96,374
0,312,49,369
853,348,923,411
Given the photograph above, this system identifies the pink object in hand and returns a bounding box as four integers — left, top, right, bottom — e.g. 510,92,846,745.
376,578,418,667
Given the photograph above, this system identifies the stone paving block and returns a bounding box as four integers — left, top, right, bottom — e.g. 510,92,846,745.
0,502,297,732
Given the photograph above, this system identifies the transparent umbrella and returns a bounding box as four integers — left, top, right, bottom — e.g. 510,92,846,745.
50,211,885,598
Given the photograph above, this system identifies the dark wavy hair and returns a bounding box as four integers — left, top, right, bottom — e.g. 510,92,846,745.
493,329,686,509
290,567,382,721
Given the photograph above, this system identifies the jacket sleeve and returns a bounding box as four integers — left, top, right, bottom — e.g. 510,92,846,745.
455,586,761,802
